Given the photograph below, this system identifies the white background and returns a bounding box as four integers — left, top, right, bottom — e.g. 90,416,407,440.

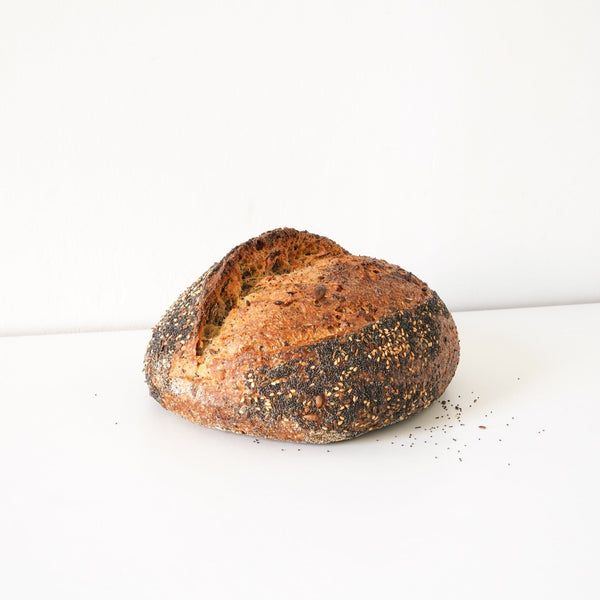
2,5,600,599
2,1,600,335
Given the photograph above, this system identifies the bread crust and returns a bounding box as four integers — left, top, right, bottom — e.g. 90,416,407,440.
144,228,459,443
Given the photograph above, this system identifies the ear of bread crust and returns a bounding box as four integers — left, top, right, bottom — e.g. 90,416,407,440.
143,228,348,404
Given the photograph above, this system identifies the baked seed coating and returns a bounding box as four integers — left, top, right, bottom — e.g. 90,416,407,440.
144,228,460,443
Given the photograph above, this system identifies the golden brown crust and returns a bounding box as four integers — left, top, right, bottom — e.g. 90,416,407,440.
144,228,460,443
144,228,346,402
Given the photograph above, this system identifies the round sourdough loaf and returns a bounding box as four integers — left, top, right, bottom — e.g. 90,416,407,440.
144,228,459,443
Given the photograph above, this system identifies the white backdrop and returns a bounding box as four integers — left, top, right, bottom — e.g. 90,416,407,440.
2,1,599,336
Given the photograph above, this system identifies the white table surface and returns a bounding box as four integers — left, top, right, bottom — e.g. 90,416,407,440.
1,303,599,599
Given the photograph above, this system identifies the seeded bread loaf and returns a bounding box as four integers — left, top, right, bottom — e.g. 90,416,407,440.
144,228,459,443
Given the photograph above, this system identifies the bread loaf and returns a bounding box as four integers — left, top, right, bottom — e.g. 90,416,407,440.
144,228,459,443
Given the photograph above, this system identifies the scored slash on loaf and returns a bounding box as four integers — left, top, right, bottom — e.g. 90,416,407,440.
144,228,460,443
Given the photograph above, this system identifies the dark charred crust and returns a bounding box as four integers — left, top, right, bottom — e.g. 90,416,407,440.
143,263,218,403
241,293,458,441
